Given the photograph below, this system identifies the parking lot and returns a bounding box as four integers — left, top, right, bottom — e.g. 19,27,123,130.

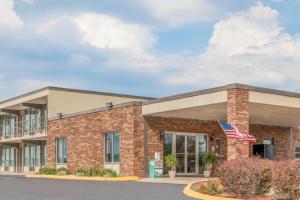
0,176,194,200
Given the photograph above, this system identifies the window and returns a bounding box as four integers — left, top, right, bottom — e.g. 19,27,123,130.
24,144,41,167
296,146,300,159
214,138,221,156
56,138,67,164
105,132,120,163
1,147,14,166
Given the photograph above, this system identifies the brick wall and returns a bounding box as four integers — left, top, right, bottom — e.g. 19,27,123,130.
250,124,292,160
227,88,250,159
47,104,145,177
292,127,300,159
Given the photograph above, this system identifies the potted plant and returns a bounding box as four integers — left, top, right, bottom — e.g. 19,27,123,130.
203,151,217,178
165,154,178,178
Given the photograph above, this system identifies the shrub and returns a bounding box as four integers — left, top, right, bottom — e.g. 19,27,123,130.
102,168,118,177
165,154,178,171
75,168,89,176
217,157,273,199
75,167,118,177
56,167,68,176
39,167,58,175
38,167,68,175
272,160,300,200
197,180,223,195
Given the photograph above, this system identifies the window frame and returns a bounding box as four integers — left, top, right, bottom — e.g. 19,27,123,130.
296,146,300,160
104,132,120,164
56,137,67,164
214,138,221,156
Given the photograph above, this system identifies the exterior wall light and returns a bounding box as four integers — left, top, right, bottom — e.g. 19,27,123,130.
57,113,63,119
106,102,113,109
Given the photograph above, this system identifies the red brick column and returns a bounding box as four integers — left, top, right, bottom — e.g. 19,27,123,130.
227,88,250,160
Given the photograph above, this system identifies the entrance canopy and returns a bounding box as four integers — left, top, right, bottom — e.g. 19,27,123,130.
142,84,300,127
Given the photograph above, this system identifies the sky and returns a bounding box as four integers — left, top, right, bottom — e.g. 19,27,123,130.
0,0,300,99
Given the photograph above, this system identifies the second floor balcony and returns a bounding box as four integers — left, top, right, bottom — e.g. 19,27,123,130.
0,118,47,142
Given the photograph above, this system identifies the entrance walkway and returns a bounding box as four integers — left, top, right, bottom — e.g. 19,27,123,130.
138,177,208,185
0,172,25,176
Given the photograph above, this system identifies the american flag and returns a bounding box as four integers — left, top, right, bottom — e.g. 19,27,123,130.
218,120,256,143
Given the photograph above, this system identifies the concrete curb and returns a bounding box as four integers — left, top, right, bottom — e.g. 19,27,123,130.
183,182,240,200
25,174,139,182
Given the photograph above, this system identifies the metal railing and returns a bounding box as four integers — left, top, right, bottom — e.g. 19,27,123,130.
0,119,47,140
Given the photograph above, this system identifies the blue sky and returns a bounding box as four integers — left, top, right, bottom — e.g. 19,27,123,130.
1,0,300,100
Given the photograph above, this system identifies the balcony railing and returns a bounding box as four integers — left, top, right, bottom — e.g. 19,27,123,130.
0,119,47,141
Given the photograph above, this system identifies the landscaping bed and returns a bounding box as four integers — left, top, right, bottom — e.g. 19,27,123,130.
27,167,139,181
184,158,300,200
189,180,272,200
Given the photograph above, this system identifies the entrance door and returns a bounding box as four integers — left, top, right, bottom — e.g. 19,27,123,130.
175,134,196,175
171,133,207,175
186,135,196,173
253,142,275,160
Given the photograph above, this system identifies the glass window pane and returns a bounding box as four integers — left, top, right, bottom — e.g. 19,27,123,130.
214,138,221,155
36,145,40,166
43,143,47,165
113,133,120,162
176,135,185,153
10,148,14,166
105,134,113,163
63,138,67,163
24,146,30,167
57,138,67,164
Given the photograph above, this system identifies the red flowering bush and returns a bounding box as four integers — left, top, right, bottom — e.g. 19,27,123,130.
217,157,273,199
272,160,300,200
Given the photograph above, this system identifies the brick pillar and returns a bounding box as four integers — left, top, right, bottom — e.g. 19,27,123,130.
227,88,250,160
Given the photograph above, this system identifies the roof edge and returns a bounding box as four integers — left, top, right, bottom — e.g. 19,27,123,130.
0,86,155,105
48,101,143,121
143,83,300,105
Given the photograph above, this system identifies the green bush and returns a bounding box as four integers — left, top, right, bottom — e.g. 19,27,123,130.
39,167,57,175
75,168,89,176
75,167,118,177
164,154,178,171
102,168,118,177
38,167,68,175
56,167,68,176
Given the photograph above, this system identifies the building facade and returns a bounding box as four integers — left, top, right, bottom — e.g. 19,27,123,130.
1,84,300,177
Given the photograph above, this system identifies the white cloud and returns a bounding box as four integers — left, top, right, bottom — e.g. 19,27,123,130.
72,13,157,54
36,12,159,70
19,0,35,4
136,0,218,27
0,0,24,31
166,2,300,87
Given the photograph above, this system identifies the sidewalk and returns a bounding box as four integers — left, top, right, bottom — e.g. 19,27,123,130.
138,177,208,185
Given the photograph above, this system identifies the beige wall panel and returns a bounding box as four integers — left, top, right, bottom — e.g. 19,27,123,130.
48,90,144,118
250,91,300,108
142,91,227,115
0,90,49,109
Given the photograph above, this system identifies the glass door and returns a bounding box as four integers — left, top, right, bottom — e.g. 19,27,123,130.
186,135,196,173
174,133,197,175
175,135,185,173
